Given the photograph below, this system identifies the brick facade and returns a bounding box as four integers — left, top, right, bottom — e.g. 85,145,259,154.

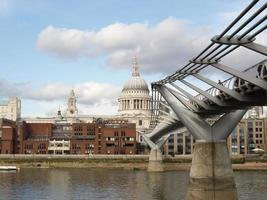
0,119,137,155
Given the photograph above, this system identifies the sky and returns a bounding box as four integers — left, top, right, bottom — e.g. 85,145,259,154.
0,0,266,117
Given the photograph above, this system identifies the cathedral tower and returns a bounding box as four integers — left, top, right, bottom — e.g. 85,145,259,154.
65,89,78,117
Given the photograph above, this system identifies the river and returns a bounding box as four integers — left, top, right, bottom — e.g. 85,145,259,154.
0,169,266,200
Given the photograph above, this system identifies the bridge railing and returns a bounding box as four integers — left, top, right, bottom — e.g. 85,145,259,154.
149,0,266,125
195,60,267,101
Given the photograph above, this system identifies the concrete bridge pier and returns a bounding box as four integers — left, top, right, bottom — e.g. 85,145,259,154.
187,140,238,200
154,85,246,199
147,148,164,172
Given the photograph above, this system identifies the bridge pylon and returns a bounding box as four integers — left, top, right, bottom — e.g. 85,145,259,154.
155,84,247,200
147,148,164,172
144,112,184,172
187,140,237,200
142,134,169,172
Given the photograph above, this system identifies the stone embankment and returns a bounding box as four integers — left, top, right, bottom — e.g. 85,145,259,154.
0,154,266,171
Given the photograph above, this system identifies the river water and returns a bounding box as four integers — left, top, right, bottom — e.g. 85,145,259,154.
0,169,266,200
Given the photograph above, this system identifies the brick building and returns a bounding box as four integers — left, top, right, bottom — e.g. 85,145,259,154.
70,121,136,154
0,119,137,155
0,118,18,154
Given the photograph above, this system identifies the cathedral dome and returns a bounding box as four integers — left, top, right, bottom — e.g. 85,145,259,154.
123,76,149,91
122,57,149,92
118,56,152,133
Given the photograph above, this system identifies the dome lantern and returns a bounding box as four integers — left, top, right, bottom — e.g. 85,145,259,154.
132,55,140,77
122,56,149,92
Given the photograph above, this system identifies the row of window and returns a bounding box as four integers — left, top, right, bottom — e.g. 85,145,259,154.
0,107,14,113
114,131,126,136
25,143,47,150
73,126,95,132
74,131,95,136
106,143,134,147
49,143,69,147
71,144,95,150
105,137,135,141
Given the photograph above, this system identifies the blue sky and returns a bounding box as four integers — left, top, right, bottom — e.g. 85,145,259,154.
0,0,262,117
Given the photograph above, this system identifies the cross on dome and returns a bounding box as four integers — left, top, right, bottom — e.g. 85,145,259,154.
70,89,75,97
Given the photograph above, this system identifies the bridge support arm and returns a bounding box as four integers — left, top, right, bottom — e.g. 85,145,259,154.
242,42,267,56
212,109,247,140
167,87,199,112
156,85,212,141
148,117,184,142
170,82,212,110
179,79,225,106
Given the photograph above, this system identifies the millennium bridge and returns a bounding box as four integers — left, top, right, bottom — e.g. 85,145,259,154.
143,0,267,199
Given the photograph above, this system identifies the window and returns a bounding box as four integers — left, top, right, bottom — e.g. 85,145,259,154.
178,139,183,143
86,144,94,149
25,144,33,149
64,143,69,147
125,143,134,147
56,143,63,147
38,143,46,149
121,131,126,137
87,131,95,135
169,139,174,143
72,144,81,149
74,126,83,131
114,131,119,136
138,120,142,126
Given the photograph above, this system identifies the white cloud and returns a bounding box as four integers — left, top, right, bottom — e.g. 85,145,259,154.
21,99,118,118
0,79,121,116
37,16,266,76
37,26,95,58
0,79,121,108
37,18,212,75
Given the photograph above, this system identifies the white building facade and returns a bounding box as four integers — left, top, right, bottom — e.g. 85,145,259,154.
0,97,21,121
118,57,152,141
48,139,70,154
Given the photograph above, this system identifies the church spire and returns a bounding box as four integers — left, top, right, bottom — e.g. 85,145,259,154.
65,89,78,117
132,55,140,77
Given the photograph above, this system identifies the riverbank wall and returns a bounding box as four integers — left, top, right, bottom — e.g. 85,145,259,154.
0,154,267,171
